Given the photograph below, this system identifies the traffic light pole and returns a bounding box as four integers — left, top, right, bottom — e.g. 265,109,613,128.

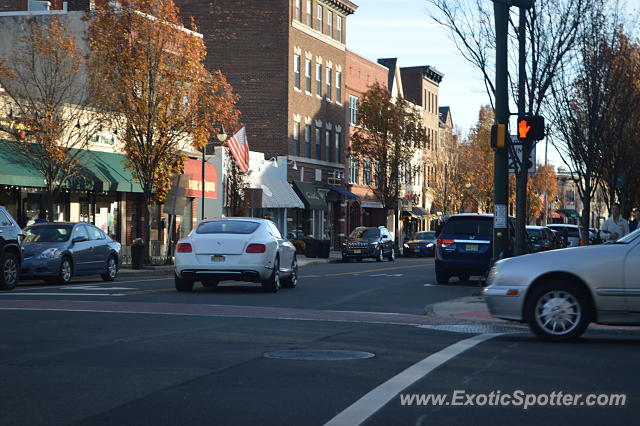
492,0,510,263
514,7,529,256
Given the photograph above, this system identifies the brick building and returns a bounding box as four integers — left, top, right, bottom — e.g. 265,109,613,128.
344,50,389,234
175,0,358,247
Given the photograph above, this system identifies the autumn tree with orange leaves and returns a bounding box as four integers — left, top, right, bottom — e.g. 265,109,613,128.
0,16,103,221
88,0,239,258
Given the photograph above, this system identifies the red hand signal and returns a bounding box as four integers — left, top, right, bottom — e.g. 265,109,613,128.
518,119,531,139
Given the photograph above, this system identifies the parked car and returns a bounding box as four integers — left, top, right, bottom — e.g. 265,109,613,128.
0,206,22,290
547,224,583,247
485,228,640,341
548,229,566,249
435,214,515,284
174,218,297,293
341,226,395,262
526,226,556,253
21,222,121,284
403,231,437,257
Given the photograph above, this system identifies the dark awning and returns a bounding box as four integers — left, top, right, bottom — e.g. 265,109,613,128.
292,181,327,210
558,209,580,219
412,206,429,216
0,141,142,192
326,185,359,200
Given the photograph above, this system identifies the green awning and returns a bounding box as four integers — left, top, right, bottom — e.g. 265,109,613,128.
558,209,580,219
0,141,142,192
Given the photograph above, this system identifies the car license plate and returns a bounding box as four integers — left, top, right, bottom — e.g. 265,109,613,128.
466,244,478,252
211,255,225,262
414,249,420,253
353,249,361,254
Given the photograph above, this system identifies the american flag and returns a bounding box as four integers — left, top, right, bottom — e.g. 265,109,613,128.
226,127,249,173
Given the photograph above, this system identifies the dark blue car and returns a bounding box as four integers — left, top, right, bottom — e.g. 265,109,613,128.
403,231,436,257
21,223,121,284
435,214,514,284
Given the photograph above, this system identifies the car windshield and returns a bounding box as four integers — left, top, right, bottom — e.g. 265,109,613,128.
349,228,380,239
414,232,435,241
23,225,72,243
614,228,640,244
196,220,260,234
441,217,492,236
527,229,544,241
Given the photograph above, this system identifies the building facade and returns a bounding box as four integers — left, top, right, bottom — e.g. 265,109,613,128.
175,0,358,248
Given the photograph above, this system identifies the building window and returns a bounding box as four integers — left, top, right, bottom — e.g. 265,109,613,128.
327,10,333,37
294,54,301,90
423,89,427,110
375,161,382,188
306,0,312,26
325,67,332,100
335,130,341,164
315,124,322,160
349,156,359,184
362,158,372,186
349,95,359,125
295,0,301,21
325,129,331,162
336,15,343,42
335,71,342,103
305,123,311,157
305,59,312,92
315,63,322,97
293,121,300,155
316,4,323,31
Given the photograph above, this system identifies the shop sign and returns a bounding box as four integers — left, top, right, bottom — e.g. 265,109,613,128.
184,158,218,198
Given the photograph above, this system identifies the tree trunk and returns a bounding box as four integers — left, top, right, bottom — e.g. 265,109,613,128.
515,143,532,256
46,185,56,222
581,181,592,246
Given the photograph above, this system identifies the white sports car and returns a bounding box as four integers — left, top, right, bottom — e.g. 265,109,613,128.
174,218,298,293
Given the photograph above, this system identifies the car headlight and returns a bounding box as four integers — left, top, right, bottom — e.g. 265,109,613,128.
371,242,379,246
37,248,62,260
427,243,434,248
403,243,409,249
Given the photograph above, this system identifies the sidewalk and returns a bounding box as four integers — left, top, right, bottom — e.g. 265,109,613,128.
118,250,342,278
425,296,503,322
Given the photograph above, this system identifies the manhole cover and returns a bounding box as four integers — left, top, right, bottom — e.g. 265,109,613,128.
264,349,375,361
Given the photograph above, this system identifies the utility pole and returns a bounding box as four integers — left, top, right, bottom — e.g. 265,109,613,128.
492,0,533,263
514,6,529,256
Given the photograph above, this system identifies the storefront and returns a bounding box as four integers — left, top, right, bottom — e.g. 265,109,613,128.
252,177,304,235
292,181,327,239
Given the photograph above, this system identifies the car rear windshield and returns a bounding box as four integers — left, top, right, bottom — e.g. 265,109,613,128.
415,232,436,240
24,225,72,242
349,228,380,238
549,226,580,238
441,217,492,236
527,229,544,241
196,220,260,235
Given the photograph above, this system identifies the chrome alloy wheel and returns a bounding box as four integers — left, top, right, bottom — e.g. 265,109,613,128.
61,259,72,283
534,290,581,335
3,257,17,287
107,257,117,279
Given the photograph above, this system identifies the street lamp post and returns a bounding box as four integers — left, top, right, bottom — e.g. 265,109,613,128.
201,125,227,221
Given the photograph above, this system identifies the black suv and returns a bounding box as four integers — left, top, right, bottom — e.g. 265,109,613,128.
342,226,395,262
0,206,22,290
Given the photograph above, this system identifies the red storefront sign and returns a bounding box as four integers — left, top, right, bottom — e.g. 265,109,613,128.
184,158,218,199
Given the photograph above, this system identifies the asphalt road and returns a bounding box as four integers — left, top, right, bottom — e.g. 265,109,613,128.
1,257,638,425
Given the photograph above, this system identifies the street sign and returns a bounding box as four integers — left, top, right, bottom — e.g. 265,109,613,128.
508,136,536,174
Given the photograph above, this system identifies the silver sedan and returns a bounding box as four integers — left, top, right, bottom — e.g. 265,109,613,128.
484,229,640,341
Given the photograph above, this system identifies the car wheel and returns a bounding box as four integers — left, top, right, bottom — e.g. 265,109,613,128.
342,255,350,263
404,252,412,258
356,258,363,262
0,252,18,291
101,255,118,282
175,274,194,292
262,257,280,293
435,270,449,284
282,256,298,289
375,248,384,262
458,274,470,282
387,248,395,261
525,280,592,342
56,257,73,285
202,279,219,288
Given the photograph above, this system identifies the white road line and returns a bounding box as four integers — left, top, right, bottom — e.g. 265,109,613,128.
324,333,502,426
0,293,125,297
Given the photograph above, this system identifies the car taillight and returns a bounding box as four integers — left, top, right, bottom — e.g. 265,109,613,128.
246,243,266,253
437,239,455,246
176,243,192,253
579,239,582,246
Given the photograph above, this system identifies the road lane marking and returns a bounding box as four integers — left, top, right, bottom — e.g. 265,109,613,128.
124,288,175,295
0,293,126,297
62,286,137,291
324,333,502,426
300,263,431,279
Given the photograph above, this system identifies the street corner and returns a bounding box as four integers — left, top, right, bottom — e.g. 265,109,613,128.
425,296,504,323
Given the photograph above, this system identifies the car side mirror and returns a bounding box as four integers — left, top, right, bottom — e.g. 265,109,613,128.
72,236,88,244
